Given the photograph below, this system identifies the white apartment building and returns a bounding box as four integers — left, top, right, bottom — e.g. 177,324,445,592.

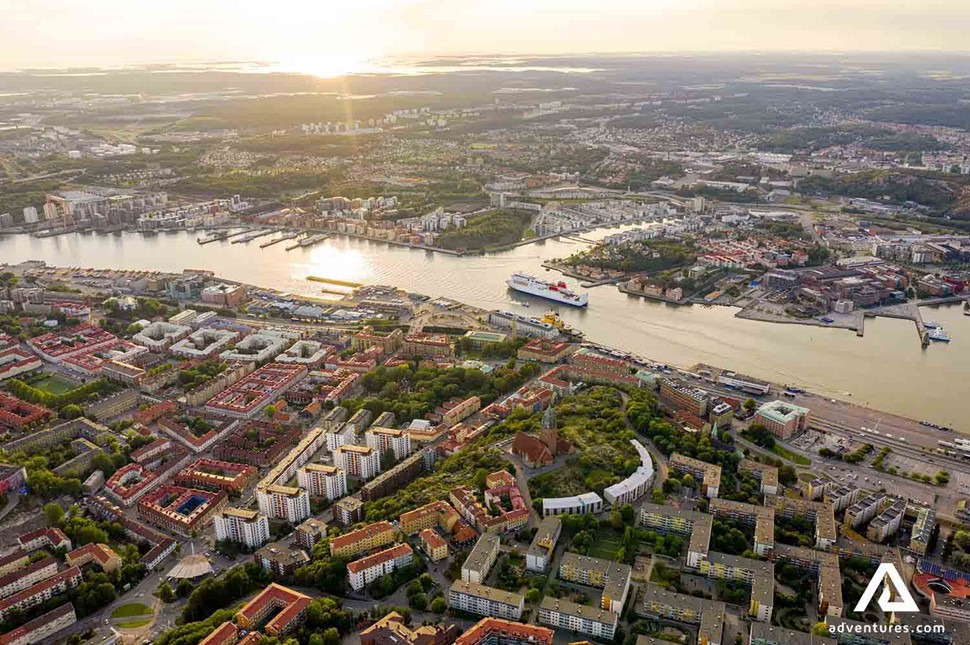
296,464,347,500
347,544,414,591
448,580,524,620
334,444,381,480
214,508,270,549
256,485,311,523
364,427,412,461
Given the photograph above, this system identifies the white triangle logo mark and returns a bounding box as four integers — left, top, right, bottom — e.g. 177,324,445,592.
854,563,919,613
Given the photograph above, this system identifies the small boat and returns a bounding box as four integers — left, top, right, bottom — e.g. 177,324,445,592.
927,327,951,342
818,316,834,324
923,320,941,329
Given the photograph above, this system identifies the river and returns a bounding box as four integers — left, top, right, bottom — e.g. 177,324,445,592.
0,229,966,430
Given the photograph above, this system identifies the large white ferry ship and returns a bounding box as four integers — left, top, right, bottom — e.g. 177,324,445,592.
506,272,588,307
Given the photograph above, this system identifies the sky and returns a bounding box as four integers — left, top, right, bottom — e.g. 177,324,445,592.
3,0,970,71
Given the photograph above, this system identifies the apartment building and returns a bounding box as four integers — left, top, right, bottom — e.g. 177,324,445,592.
638,503,712,568
365,427,412,461
669,453,722,497
453,618,553,645
738,459,780,495
449,580,524,620
558,552,632,614
399,500,460,536
329,521,396,559
214,508,270,549
694,553,774,623
235,584,311,636
640,583,726,645
0,602,76,645
256,485,310,523
334,444,381,480
709,498,775,556
419,529,449,562
526,517,562,573
538,596,618,641
347,544,414,591
462,533,501,584
296,464,347,500
754,400,811,439
0,567,82,621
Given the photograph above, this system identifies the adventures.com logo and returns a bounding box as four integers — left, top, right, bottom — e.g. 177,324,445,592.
828,563,944,639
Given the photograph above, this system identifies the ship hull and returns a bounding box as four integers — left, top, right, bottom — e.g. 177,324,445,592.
507,280,588,307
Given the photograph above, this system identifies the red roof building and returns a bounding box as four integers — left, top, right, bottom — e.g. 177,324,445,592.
235,583,311,636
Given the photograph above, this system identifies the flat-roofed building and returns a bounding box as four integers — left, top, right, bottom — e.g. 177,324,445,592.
559,552,632,614
365,427,412,461
296,464,347,500
638,503,712,568
538,596,618,640
709,498,775,556
670,453,721,498
824,484,862,513
334,497,364,526
214,508,270,549
463,533,501,584
738,459,779,495
660,378,709,417
640,583,726,644
910,505,936,556
749,622,835,645
771,544,843,618
335,444,381,480
256,484,310,523
603,439,654,505
294,518,327,551
527,517,562,573
542,493,603,517
755,400,811,439
845,493,887,529
449,580,524,620
255,543,310,577
769,495,837,549
867,499,906,543
695,552,774,622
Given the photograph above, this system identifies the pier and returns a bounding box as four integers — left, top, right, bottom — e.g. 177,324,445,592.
231,229,279,244
306,276,362,288
260,231,302,248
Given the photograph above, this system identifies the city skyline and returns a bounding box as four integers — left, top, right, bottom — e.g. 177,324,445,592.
4,0,970,72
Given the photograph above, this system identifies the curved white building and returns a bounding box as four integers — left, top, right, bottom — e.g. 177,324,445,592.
603,439,654,506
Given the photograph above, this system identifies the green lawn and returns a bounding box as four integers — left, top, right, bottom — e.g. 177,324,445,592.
116,617,153,629
588,535,623,560
773,445,811,465
30,374,79,395
111,603,153,619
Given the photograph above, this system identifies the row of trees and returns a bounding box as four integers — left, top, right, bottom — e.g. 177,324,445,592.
6,377,111,410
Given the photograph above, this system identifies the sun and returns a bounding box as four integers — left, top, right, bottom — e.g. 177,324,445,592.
270,53,380,79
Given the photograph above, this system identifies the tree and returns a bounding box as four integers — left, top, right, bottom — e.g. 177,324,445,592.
158,582,176,603
44,502,65,527
743,399,757,414
176,578,194,598
409,592,427,610
60,404,84,420
430,596,447,613
263,404,277,418
526,588,541,604
812,622,832,637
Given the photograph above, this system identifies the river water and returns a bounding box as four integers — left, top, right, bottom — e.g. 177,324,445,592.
1,229,966,430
